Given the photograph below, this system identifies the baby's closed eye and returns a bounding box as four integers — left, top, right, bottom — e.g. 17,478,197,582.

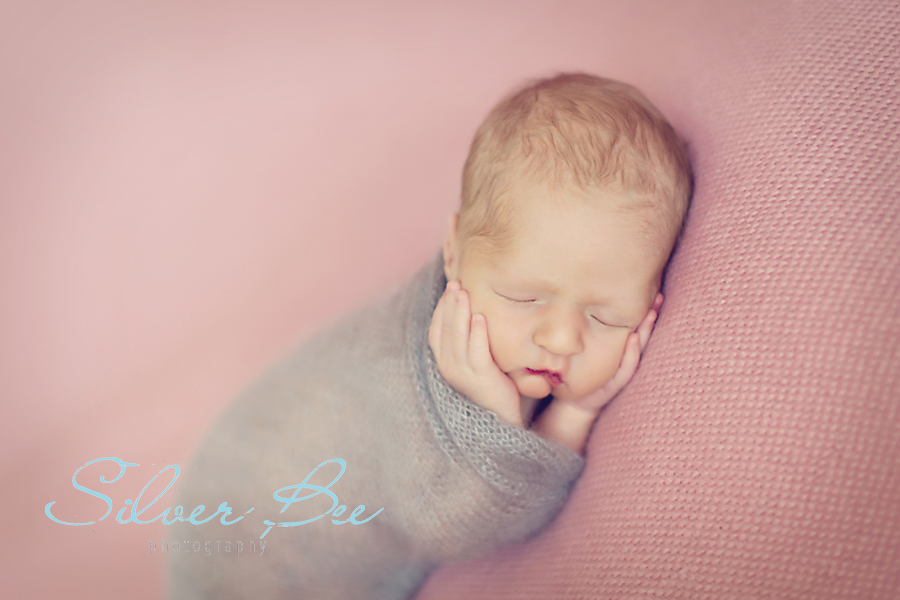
590,314,630,329
496,292,536,304
497,291,629,329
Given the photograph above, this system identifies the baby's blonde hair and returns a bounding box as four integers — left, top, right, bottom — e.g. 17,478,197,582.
458,73,692,260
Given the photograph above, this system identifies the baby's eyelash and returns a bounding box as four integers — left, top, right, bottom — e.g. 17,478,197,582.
498,292,629,328
591,315,629,329
497,293,535,303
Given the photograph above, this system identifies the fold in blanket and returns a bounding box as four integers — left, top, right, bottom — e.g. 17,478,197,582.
168,253,584,599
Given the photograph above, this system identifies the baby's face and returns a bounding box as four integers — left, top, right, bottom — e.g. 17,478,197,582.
446,182,663,402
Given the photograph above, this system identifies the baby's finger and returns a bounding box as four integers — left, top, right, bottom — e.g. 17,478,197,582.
438,285,463,360
468,313,492,370
451,289,473,366
635,293,663,353
636,308,658,352
611,332,641,390
428,289,451,357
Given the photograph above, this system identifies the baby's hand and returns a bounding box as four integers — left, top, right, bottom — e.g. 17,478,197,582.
532,293,664,453
428,281,523,427
568,292,664,414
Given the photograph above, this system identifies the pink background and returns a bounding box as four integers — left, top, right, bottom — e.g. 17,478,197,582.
4,1,897,599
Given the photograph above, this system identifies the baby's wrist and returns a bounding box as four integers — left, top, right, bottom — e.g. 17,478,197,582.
531,398,600,454
556,395,602,416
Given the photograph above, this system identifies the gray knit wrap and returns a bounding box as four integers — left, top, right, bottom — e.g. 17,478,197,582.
168,253,585,599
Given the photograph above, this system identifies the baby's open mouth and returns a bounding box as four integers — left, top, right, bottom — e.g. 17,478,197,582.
526,368,563,386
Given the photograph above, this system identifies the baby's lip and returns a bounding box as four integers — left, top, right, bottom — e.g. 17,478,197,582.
526,368,564,386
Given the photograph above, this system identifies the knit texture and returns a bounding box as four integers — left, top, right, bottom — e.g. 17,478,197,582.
418,1,900,598
167,254,584,599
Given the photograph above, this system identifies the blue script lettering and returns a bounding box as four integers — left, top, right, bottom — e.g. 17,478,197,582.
260,458,383,538
46,456,380,537
45,457,250,527
45,457,139,525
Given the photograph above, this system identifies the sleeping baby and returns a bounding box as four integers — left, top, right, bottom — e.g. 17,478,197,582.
168,73,691,599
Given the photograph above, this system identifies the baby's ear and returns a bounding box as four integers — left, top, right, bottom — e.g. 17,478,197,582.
443,213,460,280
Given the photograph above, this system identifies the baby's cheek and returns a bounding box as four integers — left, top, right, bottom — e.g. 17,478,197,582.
483,317,524,370
583,335,630,387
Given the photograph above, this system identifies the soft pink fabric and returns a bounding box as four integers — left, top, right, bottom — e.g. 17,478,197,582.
4,1,897,598
419,1,900,598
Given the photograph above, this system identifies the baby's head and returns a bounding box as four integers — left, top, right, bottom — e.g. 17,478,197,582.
443,73,691,402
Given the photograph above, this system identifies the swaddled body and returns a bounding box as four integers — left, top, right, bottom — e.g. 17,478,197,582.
169,73,692,599
168,255,584,599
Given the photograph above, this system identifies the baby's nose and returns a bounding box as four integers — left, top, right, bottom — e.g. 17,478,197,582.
533,307,585,356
